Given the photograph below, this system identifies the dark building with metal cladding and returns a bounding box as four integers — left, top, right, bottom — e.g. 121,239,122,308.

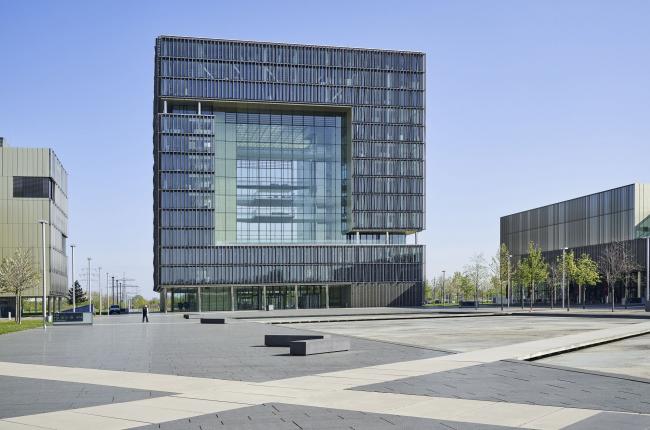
153,36,426,311
500,184,650,306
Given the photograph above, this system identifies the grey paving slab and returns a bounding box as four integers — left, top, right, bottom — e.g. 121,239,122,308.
131,403,520,430
355,360,650,414
0,375,170,418
0,314,444,382
565,411,650,429
540,333,650,380
284,315,642,351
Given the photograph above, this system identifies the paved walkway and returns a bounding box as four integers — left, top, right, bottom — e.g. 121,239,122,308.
1,317,650,429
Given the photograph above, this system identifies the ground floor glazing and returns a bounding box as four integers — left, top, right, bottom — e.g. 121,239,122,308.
162,285,352,312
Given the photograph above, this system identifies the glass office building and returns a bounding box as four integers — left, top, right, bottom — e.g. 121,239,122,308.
500,184,650,305
153,37,425,311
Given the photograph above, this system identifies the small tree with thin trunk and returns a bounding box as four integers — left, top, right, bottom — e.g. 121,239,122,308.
0,249,40,324
518,241,549,311
574,253,600,309
599,242,627,312
548,259,562,309
490,244,510,308
465,254,487,309
621,243,640,308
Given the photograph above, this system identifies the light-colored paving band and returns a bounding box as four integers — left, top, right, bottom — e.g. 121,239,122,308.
2,321,650,429
248,312,502,324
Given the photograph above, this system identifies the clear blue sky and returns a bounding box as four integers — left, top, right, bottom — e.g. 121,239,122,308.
1,1,648,297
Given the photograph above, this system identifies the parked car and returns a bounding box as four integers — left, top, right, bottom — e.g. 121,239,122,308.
109,304,121,315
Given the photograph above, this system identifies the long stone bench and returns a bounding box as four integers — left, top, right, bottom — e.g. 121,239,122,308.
183,313,201,319
289,338,350,356
264,334,328,347
200,318,227,324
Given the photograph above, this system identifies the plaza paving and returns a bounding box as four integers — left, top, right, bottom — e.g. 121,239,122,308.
279,314,643,351
540,333,650,380
0,311,650,429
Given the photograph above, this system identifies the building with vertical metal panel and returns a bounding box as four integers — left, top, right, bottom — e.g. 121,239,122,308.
500,184,650,305
0,139,69,317
153,36,425,311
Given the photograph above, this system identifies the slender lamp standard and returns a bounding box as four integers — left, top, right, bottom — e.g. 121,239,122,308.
38,220,48,329
106,272,110,316
507,254,512,309
70,244,76,311
87,258,92,313
561,247,569,311
441,270,446,306
98,267,102,316
646,236,649,304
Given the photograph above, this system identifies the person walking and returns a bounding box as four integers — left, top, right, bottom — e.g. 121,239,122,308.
142,304,149,323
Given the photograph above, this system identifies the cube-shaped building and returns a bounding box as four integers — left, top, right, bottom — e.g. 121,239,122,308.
153,37,426,311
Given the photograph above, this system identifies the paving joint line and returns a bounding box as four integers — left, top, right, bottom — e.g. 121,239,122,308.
522,327,650,361
507,359,650,386
271,324,457,354
263,313,506,324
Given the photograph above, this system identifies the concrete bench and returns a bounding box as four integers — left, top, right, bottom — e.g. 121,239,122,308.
200,318,227,324
183,313,201,319
289,338,350,356
264,334,328,347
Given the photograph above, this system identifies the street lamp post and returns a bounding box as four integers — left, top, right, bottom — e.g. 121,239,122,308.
87,258,92,314
441,270,446,306
70,244,76,312
38,220,48,329
106,272,110,316
646,236,649,304
98,267,102,316
474,267,479,311
507,254,512,309
500,273,504,312
562,247,569,311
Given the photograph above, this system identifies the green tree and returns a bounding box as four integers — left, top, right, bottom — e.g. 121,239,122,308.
548,259,562,309
499,243,512,306
452,272,473,302
489,244,510,308
465,254,487,308
147,297,160,312
518,241,549,311
574,253,599,309
67,281,86,306
131,294,147,310
0,249,40,324
444,272,462,304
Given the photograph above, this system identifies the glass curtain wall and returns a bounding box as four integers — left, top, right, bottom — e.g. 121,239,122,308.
213,110,347,244
171,288,198,312
200,287,231,311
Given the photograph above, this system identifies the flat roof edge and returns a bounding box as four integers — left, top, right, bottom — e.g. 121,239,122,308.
155,35,426,56
500,183,648,219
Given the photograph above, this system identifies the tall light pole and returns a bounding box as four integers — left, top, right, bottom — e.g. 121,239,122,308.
646,236,649,304
562,247,568,311
474,266,479,310
441,270,446,306
106,272,110,315
70,244,76,312
98,267,102,316
87,258,92,313
38,220,48,329
507,254,512,309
